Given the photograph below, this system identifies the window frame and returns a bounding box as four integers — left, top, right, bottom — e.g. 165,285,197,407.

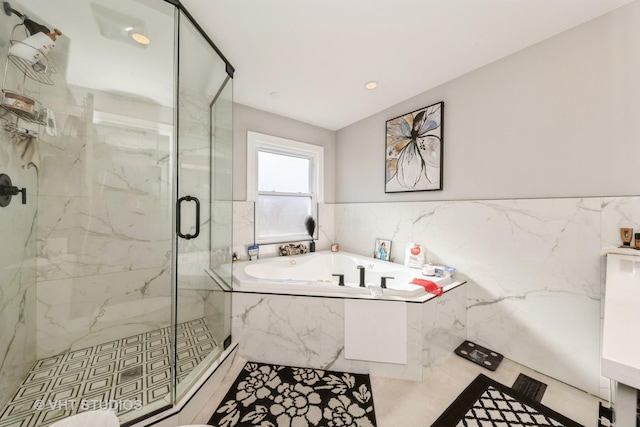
247,131,324,244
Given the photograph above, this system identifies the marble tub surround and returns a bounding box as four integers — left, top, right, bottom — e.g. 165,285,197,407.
232,201,335,260
232,283,466,380
335,197,605,396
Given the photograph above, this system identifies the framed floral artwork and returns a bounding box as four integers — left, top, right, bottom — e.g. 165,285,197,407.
385,101,443,193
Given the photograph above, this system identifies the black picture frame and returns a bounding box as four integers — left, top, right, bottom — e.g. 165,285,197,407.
385,101,444,193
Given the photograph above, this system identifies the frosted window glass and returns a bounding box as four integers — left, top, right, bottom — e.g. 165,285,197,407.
258,151,310,193
256,195,313,241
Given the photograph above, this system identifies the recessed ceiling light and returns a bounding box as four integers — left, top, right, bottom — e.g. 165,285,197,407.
364,81,378,90
130,31,150,45
91,4,149,49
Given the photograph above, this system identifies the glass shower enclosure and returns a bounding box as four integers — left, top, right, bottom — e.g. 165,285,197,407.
0,0,233,425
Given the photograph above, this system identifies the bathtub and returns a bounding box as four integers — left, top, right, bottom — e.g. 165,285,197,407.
232,251,461,300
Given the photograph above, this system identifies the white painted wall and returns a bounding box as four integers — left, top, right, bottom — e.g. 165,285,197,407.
328,0,640,399
335,0,640,203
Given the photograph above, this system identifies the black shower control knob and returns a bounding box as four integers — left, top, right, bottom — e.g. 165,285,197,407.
0,173,27,207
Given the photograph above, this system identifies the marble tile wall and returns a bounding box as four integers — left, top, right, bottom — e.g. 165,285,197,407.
33,89,176,358
0,133,38,408
176,88,219,340
32,85,219,358
0,13,38,407
422,284,467,377
1,14,230,407
334,196,640,398
232,201,335,259
232,285,467,380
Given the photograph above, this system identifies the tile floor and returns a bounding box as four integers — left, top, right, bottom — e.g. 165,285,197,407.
0,318,218,427
192,353,606,427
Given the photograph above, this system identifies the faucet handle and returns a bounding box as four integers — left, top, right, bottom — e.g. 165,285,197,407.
19,187,26,204
331,274,345,286
0,174,27,207
380,276,394,289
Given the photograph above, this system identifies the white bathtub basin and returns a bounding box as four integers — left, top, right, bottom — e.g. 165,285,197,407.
233,251,454,299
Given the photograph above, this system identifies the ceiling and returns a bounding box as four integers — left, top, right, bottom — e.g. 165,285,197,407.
182,0,636,131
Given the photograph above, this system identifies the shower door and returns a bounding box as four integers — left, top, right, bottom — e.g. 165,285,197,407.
174,10,233,400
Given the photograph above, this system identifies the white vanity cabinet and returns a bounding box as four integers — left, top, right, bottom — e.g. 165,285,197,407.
602,251,640,425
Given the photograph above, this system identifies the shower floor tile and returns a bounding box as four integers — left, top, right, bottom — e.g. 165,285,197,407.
0,318,218,427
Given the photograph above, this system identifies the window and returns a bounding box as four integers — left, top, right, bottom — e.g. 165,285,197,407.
247,131,324,244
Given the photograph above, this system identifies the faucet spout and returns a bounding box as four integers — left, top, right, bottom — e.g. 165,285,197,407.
357,265,366,287
380,276,394,289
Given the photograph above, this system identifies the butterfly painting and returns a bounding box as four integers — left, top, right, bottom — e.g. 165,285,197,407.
385,102,443,192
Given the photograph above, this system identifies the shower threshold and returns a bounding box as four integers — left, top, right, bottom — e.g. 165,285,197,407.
0,318,219,427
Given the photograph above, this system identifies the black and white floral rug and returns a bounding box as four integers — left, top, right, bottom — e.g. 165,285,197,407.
209,362,377,427
431,374,583,427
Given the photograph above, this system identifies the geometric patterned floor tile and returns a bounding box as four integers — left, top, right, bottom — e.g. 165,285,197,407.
147,357,171,373
0,412,37,427
32,356,64,371
0,318,219,427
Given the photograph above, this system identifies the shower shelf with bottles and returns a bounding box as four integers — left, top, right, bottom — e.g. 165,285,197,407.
0,4,60,138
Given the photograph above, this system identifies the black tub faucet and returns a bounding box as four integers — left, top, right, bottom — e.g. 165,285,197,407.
332,274,345,286
380,276,394,289
357,265,366,287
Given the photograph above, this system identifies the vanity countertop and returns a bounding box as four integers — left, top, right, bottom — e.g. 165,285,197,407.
600,246,640,257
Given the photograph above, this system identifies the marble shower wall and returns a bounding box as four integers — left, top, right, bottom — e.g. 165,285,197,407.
0,12,38,407
34,94,175,358
32,84,223,358
176,88,219,336
335,197,624,397
0,133,38,408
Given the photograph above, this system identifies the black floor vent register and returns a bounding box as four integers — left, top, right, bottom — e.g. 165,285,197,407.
512,373,547,403
432,374,583,427
209,362,377,427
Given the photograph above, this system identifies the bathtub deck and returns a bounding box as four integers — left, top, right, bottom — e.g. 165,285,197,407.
234,278,466,302
233,251,461,302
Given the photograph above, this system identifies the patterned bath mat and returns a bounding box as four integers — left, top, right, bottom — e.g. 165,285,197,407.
431,374,583,427
209,362,377,427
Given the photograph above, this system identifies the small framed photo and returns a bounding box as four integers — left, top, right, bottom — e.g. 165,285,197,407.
374,239,392,261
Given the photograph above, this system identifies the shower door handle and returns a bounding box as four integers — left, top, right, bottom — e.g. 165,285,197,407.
176,195,200,240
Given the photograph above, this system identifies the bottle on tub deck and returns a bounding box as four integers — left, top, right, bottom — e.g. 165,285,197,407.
404,243,426,269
